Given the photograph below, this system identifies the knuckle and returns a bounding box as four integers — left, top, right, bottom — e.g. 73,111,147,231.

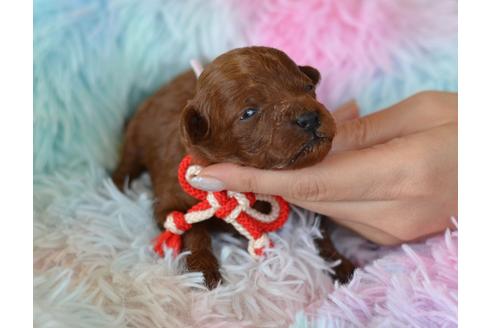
414,90,437,101
289,175,325,201
412,91,455,119
351,118,372,149
409,91,437,114
420,91,457,123
413,90,440,106
238,172,259,192
246,176,260,193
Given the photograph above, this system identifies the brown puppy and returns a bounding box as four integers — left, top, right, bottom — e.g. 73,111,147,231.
113,46,355,288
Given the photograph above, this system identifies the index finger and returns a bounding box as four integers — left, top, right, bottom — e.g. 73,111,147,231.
192,137,413,202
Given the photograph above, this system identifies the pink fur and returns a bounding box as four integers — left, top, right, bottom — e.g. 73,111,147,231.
34,0,457,326
301,227,458,327
238,0,457,109
186,225,458,327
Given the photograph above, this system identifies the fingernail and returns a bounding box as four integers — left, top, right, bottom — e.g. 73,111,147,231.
189,175,225,192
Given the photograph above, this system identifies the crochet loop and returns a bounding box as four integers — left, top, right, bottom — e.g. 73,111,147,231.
153,155,290,258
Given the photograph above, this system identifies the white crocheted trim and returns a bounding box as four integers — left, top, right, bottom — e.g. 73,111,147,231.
185,165,202,181
163,214,184,235
245,194,280,223
165,162,279,258
249,235,271,259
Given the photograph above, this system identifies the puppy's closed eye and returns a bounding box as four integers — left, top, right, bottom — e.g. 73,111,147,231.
304,84,315,92
240,107,258,121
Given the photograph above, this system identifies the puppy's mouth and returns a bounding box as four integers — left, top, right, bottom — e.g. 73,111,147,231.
288,132,329,166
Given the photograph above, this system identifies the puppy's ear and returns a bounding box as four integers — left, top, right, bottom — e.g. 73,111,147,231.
298,65,321,85
181,103,210,145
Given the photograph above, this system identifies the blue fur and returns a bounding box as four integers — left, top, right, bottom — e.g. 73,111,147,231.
358,44,457,114
34,2,457,326
34,0,246,174
34,1,457,175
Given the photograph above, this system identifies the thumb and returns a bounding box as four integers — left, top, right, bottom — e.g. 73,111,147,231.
188,162,300,197
332,96,415,152
332,100,360,123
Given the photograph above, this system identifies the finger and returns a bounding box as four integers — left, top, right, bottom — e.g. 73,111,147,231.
332,101,410,153
332,92,457,153
189,162,308,197
192,138,412,201
329,207,455,245
331,218,403,246
291,199,404,245
332,100,360,123
293,197,454,245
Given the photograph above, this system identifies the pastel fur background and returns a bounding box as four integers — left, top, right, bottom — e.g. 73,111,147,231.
34,0,457,327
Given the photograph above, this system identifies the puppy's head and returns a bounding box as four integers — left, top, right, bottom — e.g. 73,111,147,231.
180,46,336,169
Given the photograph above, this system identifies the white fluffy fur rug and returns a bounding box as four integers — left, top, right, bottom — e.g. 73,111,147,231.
34,1,457,327
35,168,343,327
34,166,457,327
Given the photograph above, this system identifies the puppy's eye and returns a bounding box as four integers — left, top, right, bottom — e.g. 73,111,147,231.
304,84,315,92
240,107,258,120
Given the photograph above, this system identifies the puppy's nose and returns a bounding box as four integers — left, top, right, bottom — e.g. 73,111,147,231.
296,112,320,131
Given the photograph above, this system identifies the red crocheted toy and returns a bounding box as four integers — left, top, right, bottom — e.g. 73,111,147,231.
153,155,290,258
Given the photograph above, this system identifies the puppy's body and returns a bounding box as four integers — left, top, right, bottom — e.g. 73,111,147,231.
113,71,196,219
113,47,354,288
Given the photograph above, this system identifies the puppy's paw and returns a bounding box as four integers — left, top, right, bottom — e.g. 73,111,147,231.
186,250,222,290
111,173,125,191
315,232,356,284
331,258,356,284
203,268,222,289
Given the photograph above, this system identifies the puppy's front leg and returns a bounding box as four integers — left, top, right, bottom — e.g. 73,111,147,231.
183,221,222,289
316,218,356,284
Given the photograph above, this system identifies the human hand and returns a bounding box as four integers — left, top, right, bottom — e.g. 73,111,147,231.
189,91,458,245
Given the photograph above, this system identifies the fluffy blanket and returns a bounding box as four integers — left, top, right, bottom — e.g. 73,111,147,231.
33,1,457,327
